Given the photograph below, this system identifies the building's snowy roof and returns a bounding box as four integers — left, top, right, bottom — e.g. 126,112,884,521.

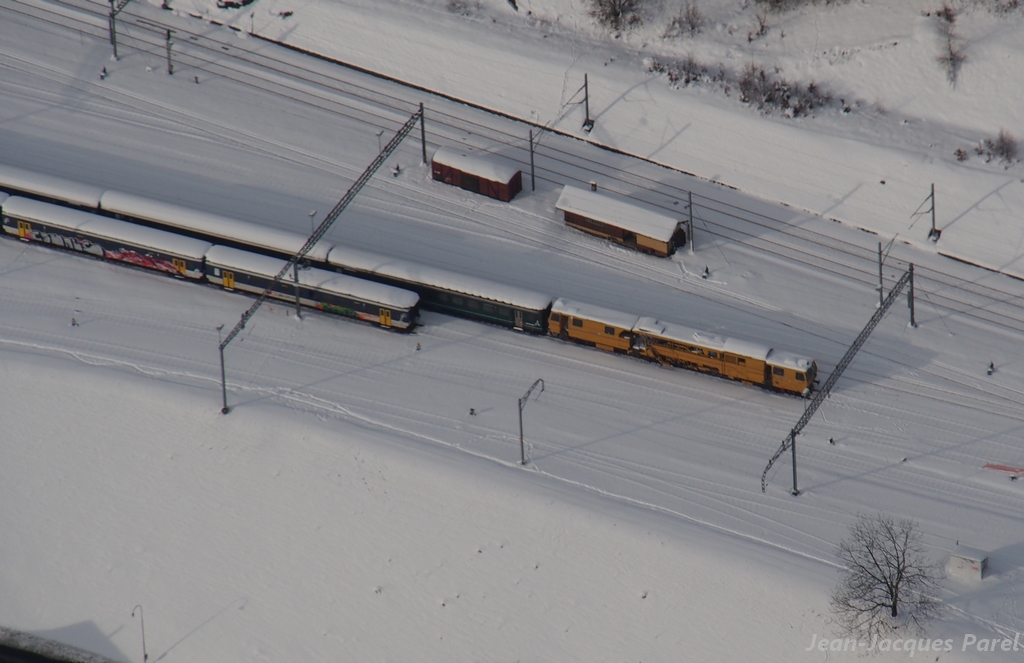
556,186,682,243
99,190,332,263
0,163,105,208
765,349,815,372
551,298,640,330
635,317,773,361
205,245,420,310
327,244,553,311
432,146,521,184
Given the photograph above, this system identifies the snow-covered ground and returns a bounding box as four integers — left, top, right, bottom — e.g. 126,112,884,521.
1,0,1024,660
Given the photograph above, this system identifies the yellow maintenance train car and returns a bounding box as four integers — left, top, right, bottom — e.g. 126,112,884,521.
549,298,817,396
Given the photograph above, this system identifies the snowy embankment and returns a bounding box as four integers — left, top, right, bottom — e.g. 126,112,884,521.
0,242,833,662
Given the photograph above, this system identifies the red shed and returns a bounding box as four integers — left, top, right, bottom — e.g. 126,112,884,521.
431,146,522,202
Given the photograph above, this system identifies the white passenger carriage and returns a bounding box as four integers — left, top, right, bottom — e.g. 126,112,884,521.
205,246,420,330
2,197,211,279
99,190,333,264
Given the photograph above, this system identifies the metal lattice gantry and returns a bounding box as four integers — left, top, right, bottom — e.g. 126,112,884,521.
217,106,424,413
761,265,915,495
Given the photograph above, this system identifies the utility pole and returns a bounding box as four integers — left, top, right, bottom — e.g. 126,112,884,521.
878,242,884,308
908,263,917,328
131,605,148,663
518,378,545,465
582,74,594,132
688,190,694,254
107,0,133,60
529,129,536,192
420,102,427,164
293,261,301,320
217,325,227,414
928,184,940,242
165,29,174,75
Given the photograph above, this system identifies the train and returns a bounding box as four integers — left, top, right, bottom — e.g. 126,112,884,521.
0,163,818,396
0,196,420,331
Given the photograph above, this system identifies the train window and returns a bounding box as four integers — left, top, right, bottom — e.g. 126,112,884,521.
213,268,221,276
498,306,510,318
572,318,583,328
772,367,785,376
709,351,718,359
550,313,561,322
438,293,449,303
689,347,701,354
452,296,464,307
468,299,480,310
482,303,497,314
737,358,746,365
796,373,805,381
604,326,614,335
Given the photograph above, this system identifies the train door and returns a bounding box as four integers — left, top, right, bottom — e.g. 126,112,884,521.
172,258,187,275
17,221,31,239
223,271,235,289
379,308,392,327
514,309,524,330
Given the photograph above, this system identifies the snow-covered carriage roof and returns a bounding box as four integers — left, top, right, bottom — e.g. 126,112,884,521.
79,218,212,260
326,244,553,311
551,298,640,330
432,146,521,184
556,186,682,243
3,196,100,229
4,197,214,259
204,245,420,310
765,349,815,372
0,163,105,209
99,190,333,263
635,317,774,361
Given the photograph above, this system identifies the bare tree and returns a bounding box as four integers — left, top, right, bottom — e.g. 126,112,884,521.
935,3,966,85
830,514,943,641
589,0,643,31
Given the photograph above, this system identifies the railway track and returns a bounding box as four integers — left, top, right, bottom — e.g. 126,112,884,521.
3,0,1024,416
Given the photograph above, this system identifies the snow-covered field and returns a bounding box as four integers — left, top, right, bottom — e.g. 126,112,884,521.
1,0,1023,660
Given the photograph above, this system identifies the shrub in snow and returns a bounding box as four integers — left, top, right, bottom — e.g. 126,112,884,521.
983,129,1018,165
446,0,480,15
650,54,708,85
647,57,832,117
969,0,1021,12
589,0,644,31
754,11,769,39
755,0,847,11
830,514,942,642
737,62,832,116
663,2,703,38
